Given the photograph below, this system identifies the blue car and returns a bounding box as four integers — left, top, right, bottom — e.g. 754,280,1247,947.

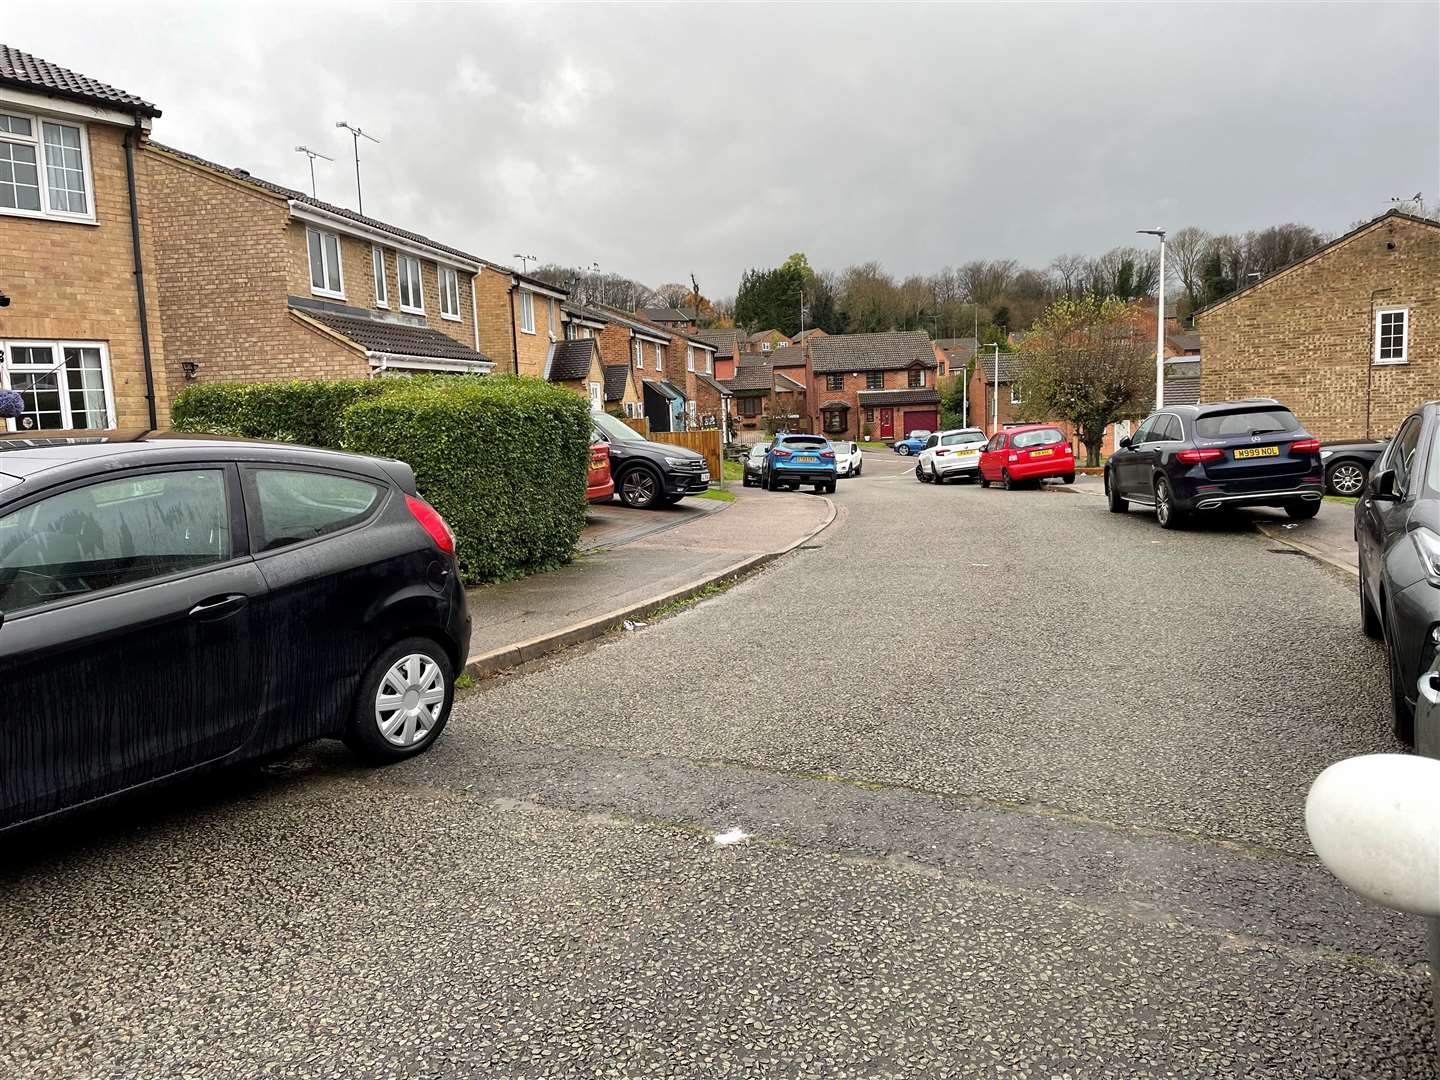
893,429,932,456
763,434,837,493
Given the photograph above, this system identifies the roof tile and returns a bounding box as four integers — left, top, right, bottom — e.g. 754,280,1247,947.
0,44,159,117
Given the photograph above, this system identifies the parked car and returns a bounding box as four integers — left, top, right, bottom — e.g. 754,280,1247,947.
1355,400,1440,745
764,433,837,493
587,433,615,503
832,440,863,477
916,428,989,484
978,425,1076,490
591,411,709,509
0,434,470,833
1320,439,1388,497
741,442,770,487
1104,400,1323,529
893,430,932,456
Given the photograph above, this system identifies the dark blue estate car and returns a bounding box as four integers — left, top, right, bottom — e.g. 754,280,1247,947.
0,434,470,832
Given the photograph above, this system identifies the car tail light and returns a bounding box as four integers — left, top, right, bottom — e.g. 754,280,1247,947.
935,449,949,456
773,449,792,458
1177,448,1224,464
590,443,609,467
406,494,456,555
821,450,835,459
1290,438,1321,454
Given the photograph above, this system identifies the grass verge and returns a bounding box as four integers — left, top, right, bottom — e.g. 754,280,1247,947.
697,488,736,503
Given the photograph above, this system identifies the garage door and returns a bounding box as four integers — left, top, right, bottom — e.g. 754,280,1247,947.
903,409,938,433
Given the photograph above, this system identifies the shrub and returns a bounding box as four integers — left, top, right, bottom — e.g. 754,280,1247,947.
171,379,386,446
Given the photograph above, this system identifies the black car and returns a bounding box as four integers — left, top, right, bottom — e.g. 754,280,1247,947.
741,442,770,487
1105,399,1324,528
0,434,470,833
1320,439,1388,497
591,411,709,509
1356,400,1440,745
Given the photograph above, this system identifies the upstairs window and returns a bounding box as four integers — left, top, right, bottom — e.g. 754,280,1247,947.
686,345,695,372
866,371,884,390
0,111,92,220
653,343,664,372
307,227,344,298
704,351,713,374
372,246,388,307
1375,308,1408,364
518,290,535,334
548,298,558,338
908,368,925,388
439,267,461,320
826,373,843,391
1010,383,1022,405
397,255,423,313
632,338,643,368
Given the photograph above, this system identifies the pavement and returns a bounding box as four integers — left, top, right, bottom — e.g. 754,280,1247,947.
1,448,1431,1078
574,497,726,554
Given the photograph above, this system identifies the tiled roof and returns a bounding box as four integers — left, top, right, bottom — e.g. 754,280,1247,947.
936,337,978,350
808,331,937,374
152,143,483,265
693,371,732,395
299,309,494,365
793,328,826,342
0,44,160,117
563,303,609,326
979,352,1023,384
593,305,672,342
603,364,630,402
637,306,696,323
726,362,778,393
1167,331,1201,353
748,329,783,342
857,388,941,407
818,399,851,411
690,329,740,358
548,339,596,382
1163,377,1201,407
775,371,806,392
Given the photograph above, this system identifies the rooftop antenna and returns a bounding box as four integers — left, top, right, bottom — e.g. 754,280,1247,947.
513,253,537,273
293,145,333,198
335,120,380,215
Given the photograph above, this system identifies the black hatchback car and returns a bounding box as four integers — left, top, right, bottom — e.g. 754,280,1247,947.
1105,399,1323,528
0,435,470,833
1356,401,1440,745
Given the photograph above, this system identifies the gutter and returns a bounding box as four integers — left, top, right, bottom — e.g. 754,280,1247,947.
123,121,159,432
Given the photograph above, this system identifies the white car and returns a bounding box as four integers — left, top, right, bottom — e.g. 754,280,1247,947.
916,428,989,484
832,440,863,478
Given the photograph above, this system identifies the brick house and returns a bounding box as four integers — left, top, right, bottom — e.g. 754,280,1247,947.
744,328,790,355
969,350,1023,434
1195,210,1439,441
543,338,607,411
792,327,827,346
474,264,570,379
667,329,719,428
144,144,493,403
636,306,698,331
0,45,168,435
807,331,939,440
725,360,807,440
936,336,978,378
591,305,695,432
692,327,743,380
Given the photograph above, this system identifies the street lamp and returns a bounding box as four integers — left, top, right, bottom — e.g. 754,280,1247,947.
1137,228,1166,411
983,341,1000,434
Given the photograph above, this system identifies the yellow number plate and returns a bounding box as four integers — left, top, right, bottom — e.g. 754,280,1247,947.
1233,445,1279,459
1030,449,1054,457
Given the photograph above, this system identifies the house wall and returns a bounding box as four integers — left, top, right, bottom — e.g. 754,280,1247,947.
508,286,561,379
474,266,516,373
0,118,168,432
815,367,930,437
1197,216,1440,441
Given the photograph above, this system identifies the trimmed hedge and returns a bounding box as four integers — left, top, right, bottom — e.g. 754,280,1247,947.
171,376,592,584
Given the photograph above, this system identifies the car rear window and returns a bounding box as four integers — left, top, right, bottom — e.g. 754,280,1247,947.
253,469,383,552
1010,428,1064,449
781,436,827,450
748,444,769,460
1195,409,1299,439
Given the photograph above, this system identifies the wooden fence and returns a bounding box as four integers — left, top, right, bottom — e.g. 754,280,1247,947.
621,416,651,438
651,429,723,482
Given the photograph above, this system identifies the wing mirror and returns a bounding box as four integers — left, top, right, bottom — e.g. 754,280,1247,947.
1118,437,1133,450
1305,754,1440,917
1369,468,1398,501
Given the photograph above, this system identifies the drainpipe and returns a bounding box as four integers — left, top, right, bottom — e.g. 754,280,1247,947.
508,282,520,375
1365,288,1393,441
123,121,159,432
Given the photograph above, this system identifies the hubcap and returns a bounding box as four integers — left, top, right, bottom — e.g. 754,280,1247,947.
1157,483,1170,523
375,653,446,747
1331,463,1365,496
624,471,655,504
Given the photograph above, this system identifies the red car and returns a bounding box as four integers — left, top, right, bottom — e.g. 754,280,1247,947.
587,437,615,503
978,425,1076,489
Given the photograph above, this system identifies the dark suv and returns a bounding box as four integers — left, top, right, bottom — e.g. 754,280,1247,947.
591,411,709,509
1105,399,1323,528
1356,400,1440,745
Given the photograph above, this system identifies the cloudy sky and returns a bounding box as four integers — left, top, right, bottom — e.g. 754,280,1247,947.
20,2,1439,297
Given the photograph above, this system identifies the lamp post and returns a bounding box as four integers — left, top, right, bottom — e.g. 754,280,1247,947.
1138,228,1166,411
983,341,1000,434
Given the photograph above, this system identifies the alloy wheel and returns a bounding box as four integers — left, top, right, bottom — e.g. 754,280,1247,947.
374,654,446,748
623,470,657,506
1329,462,1366,497
1156,480,1171,525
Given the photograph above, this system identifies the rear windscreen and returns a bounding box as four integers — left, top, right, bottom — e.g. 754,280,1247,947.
1011,428,1063,449
782,437,828,450
1195,409,1299,439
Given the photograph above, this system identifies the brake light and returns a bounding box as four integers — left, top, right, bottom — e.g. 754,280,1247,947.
935,449,949,456
773,449,792,458
1176,448,1224,464
821,450,835,459
1290,438,1321,455
590,443,609,466
406,494,456,555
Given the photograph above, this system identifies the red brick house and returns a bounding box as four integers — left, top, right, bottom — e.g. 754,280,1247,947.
807,331,940,439
725,360,807,440
744,328,790,355
693,328,743,380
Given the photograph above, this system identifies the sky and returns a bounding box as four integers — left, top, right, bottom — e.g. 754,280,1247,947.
17,2,1439,299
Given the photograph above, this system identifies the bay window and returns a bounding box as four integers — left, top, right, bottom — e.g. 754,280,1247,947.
2,341,113,431
0,110,93,220
307,227,344,298
397,255,423,313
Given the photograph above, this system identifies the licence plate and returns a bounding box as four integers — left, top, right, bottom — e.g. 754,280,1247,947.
796,455,817,463
1030,449,1054,458
1233,445,1279,459
957,450,978,459
700,470,710,482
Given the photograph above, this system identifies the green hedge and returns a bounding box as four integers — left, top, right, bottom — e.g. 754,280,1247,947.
171,376,592,584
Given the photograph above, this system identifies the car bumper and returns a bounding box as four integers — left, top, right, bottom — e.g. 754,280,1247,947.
587,479,616,503
663,469,710,495
1007,458,1074,481
773,467,836,485
1184,483,1324,511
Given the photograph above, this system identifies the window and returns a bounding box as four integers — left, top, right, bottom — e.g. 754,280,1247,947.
866,371,884,390
823,410,848,434
704,351,713,374
864,407,875,424
1376,308,1408,364
686,345,695,372
633,338,643,368
588,383,603,411
0,469,230,615
739,396,761,417
654,343,664,372
397,255,423,313
1383,416,1424,497
761,341,771,353
0,110,92,220
922,434,939,450
548,299,558,338
908,368,925,389
2,341,113,431
826,373,843,391
307,227,344,297
1194,408,1299,439
1011,428,1064,450
371,246,388,307
518,290,535,334
439,267,461,320
1010,383,1022,405
252,469,382,552
1155,415,1184,441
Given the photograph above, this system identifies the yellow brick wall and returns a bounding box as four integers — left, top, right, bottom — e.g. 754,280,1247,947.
0,119,168,432
1197,216,1440,441
513,286,560,379
474,266,516,372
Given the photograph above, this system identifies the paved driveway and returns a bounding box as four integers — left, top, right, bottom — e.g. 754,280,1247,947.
1,467,1431,1078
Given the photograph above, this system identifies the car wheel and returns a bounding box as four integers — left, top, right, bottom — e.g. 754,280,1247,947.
344,637,454,763
1061,473,1075,485
1105,469,1128,514
1325,459,1367,498
979,473,991,489
1359,570,1383,641
1154,475,1187,529
899,445,911,456
1001,469,1014,491
932,466,944,485
1285,501,1321,520
1384,605,1416,746
855,463,862,477
619,465,664,509
915,462,927,482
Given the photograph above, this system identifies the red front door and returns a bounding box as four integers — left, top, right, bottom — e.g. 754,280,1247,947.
879,409,894,438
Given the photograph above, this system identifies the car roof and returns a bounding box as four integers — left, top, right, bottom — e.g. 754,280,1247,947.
936,428,985,436
1175,398,1289,416
1001,423,1063,434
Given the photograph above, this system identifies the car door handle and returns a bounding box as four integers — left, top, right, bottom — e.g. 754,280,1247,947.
189,594,248,620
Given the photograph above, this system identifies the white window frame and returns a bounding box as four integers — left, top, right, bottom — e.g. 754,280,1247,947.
0,108,95,223
1010,383,1022,406
439,267,461,321
704,351,713,374
548,298,559,339
686,345,695,372
1,339,116,431
518,290,536,334
633,338,644,368
588,382,603,411
653,343,664,373
307,227,345,299
371,245,388,308
397,254,424,314
761,341,771,352
1374,307,1409,365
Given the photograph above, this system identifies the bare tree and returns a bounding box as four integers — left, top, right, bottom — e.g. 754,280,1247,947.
1166,226,1211,307
957,259,1018,307
652,282,692,309
1050,253,1087,297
